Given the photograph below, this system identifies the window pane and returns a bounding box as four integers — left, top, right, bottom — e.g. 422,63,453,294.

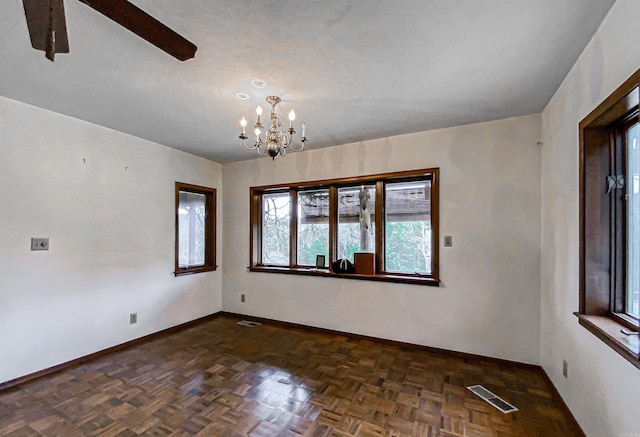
178,191,206,267
338,186,375,262
297,190,329,266
385,180,432,274
262,193,290,265
627,122,639,319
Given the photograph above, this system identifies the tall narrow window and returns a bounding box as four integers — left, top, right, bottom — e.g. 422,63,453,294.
578,68,640,369
262,192,290,265
297,189,329,267
626,122,639,318
385,180,432,275
175,182,216,276
337,185,375,262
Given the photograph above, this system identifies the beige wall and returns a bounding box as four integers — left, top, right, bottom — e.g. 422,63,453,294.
0,97,223,384
223,114,541,364
540,0,640,435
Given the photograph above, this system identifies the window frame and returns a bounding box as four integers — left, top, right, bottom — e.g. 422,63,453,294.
577,68,640,369
175,182,217,276
249,168,440,286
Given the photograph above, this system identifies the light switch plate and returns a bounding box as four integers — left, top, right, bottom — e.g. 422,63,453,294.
31,238,49,251
444,235,453,247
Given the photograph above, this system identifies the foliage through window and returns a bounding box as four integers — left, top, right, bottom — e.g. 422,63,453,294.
250,169,439,285
338,186,376,262
175,182,216,276
578,68,640,369
262,192,290,265
385,181,432,275
297,190,329,267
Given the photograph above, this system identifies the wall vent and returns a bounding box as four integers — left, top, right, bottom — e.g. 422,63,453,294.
237,320,261,327
467,385,518,414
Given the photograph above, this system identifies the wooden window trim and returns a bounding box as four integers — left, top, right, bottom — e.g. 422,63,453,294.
249,168,440,286
578,68,640,369
175,182,217,276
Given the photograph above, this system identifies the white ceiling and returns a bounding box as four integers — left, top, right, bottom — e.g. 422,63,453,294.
0,0,615,163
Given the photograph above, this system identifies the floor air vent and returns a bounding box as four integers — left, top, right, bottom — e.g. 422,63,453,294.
467,385,518,414
237,320,261,327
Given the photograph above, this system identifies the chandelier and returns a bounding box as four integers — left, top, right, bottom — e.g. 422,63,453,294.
239,96,307,159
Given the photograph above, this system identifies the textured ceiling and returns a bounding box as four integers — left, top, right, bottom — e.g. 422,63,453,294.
0,0,616,163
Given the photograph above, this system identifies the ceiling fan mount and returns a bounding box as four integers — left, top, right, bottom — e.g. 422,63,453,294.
22,0,197,62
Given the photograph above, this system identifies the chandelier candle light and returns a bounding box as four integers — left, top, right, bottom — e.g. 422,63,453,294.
240,96,307,159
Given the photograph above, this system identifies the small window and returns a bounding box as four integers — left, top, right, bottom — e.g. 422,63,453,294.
175,182,216,276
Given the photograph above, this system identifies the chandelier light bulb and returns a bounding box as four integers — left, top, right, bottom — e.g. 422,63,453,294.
240,115,247,135
288,110,296,121
256,105,263,116
254,127,261,137
301,120,307,137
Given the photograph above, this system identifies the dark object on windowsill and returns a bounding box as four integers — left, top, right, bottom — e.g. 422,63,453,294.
332,259,355,274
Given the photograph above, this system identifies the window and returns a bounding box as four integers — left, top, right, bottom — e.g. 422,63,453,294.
175,182,216,276
262,192,291,265
250,168,439,286
578,68,640,369
297,189,329,267
337,185,376,262
385,180,432,275
626,122,640,319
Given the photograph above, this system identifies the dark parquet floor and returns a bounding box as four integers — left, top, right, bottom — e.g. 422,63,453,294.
0,315,581,436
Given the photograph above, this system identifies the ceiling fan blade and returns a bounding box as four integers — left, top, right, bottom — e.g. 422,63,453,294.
22,0,70,54
77,0,197,61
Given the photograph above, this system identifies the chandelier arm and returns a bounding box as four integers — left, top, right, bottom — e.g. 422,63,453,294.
256,140,267,156
242,138,260,150
287,138,306,152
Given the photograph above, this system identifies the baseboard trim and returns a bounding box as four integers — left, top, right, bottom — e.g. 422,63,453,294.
539,368,586,437
0,311,224,392
220,311,540,371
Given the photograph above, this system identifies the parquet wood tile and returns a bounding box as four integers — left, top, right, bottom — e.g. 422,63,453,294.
1,315,582,436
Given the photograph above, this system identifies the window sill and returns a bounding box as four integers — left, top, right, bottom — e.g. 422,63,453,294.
574,312,640,370
249,265,440,286
175,265,217,276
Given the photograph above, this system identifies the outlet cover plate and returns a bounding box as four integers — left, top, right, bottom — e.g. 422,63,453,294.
31,238,49,251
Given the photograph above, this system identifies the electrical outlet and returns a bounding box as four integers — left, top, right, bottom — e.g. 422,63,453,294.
31,238,49,251
444,235,453,247
130,313,137,324
562,360,568,378
241,294,246,303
